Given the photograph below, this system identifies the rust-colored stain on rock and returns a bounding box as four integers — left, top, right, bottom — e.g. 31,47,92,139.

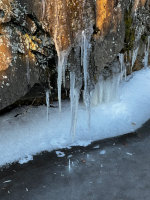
0,0,13,24
43,0,93,52
0,36,12,71
96,0,122,38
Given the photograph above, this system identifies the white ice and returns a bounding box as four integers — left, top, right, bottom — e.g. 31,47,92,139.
55,151,65,158
70,72,80,136
26,55,30,84
46,90,50,121
131,46,139,73
81,30,92,127
99,150,106,155
143,36,150,68
57,51,69,112
18,155,33,164
119,53,126,81
1,68,150,167
91,73,121,105
53,3,70,112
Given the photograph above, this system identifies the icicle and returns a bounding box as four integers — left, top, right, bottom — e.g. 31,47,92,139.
46,90,50,121
119,53,124,81
91,66,121,106
131,46,139,73
57,51,69,112
70,72,80,137
68,159,71,172
53,2,70,112
81,30,92,127
81,31,84,67
26,55,30,84
119,53,127,81
143,36,150,68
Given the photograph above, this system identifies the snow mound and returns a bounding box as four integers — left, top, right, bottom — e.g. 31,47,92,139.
0,68,150,167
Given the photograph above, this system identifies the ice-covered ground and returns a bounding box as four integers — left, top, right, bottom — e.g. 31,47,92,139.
0,68,150,167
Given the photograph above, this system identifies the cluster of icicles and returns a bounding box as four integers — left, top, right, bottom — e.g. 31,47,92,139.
46,32,150,136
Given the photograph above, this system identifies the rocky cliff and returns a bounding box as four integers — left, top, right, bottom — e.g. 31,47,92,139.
0,0,150,111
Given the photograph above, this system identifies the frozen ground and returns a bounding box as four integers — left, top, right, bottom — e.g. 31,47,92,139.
0,68,150,167
1,121,150,200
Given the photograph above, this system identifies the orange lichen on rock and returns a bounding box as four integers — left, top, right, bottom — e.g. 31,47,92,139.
0,35,12,71
96,0,109,33
0,0,13,24
96,0,122,38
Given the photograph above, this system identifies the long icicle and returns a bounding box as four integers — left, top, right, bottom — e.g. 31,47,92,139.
26,54,30,84
53,2,69,112
131,46,139,73
70,72,80,137
81,30,91,128
46,89,50,121
119,53,126,81
143,36,150,68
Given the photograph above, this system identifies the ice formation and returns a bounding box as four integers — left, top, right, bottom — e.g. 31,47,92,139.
53,0,70,112
131,46,139,73
143,36,150,68
68,159,71,172
1,68,150,167
119,53,126,81
91,72,121,106
26,55,30,84
46,90,50,120
81,31,90,109
81,29,93,127
49,0,149,136
70,72,80,137
56,50,69,112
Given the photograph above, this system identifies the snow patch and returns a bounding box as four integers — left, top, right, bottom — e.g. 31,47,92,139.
56,151,65,158
18,155,33,164
100,150,106,155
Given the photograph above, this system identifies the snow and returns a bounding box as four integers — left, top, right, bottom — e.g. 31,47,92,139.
93,145,100,149
0,68,150,167
55,151,65,158
126,152,133,156
99,150,106,155
70,72,80,137
18,155,33,164
46,90,50,121
3,180,12,184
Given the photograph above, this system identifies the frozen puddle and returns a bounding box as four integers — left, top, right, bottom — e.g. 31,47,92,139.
0,68,150,167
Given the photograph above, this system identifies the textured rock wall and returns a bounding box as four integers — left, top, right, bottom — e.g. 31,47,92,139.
0,0,150,111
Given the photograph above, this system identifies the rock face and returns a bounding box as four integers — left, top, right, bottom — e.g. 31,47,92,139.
0,0,54,110
0,0,150,111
